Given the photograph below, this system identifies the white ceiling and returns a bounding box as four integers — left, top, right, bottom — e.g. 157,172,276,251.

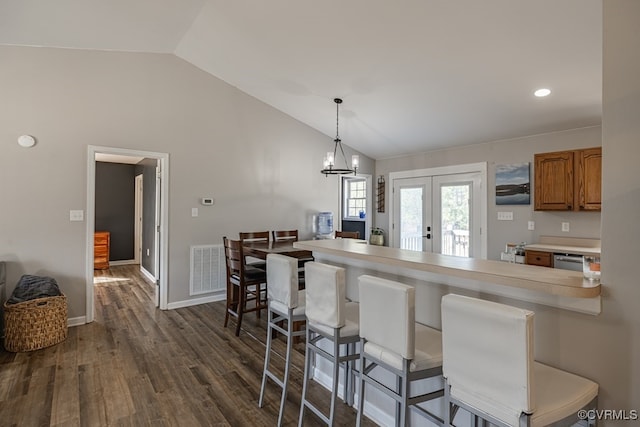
0,0,602,159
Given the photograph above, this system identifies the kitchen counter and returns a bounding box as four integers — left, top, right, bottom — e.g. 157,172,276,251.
524,236,601,256
294,239,602,314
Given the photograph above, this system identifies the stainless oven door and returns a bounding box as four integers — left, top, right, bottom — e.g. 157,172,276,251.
553,254,584,271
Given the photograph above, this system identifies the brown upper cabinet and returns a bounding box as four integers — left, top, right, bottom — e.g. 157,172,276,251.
534,147,601,211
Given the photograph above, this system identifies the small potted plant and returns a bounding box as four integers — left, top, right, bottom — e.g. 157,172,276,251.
369,227,385,246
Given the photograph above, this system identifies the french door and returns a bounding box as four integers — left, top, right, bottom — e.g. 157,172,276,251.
392,169,485,258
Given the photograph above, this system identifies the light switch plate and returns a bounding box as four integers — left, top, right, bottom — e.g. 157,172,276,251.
562,222,570,232
192,207,199,217
497,211,513,221
70,210,84,221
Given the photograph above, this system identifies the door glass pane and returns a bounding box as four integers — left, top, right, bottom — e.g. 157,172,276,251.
440,184,470,257
400,187,423,251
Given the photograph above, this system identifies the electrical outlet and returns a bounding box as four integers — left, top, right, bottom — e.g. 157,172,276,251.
192,207,199,217
528,221,535,231
562,222,570,232
497,211,514,221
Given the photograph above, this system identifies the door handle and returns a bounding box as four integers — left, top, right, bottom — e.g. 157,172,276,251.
422,234,431,239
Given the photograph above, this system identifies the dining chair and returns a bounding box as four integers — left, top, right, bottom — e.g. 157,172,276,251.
272,229,298,242
272,229,313,286
356,275,444,427
259,254,306,426
335,230,360,239
441,294,598,427
239,231,270,269
223,236,268,336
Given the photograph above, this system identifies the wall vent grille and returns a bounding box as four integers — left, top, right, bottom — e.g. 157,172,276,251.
190,244,225,296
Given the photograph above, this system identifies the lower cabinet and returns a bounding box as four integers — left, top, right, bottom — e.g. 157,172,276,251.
525,250,553,268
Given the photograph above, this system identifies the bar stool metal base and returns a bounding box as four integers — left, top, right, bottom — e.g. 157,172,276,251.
298,323,360,426
259,305,306,427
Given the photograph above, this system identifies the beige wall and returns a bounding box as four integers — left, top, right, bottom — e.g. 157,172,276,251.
601,0,640,413
376,126,602,260
0,46,373,316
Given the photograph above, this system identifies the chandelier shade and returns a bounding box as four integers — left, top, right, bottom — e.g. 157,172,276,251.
321,98,359,176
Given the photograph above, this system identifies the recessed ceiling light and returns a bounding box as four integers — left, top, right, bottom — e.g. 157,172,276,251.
534,88,551,97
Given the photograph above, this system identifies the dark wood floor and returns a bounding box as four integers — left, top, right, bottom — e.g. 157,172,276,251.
0,265,375,426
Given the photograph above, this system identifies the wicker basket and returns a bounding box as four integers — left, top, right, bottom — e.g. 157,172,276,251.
3,295,68,352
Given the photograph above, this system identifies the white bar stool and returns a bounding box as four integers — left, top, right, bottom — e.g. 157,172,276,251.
298,262,360,426
258,254,307,426
441,294,599,427
356,275,444,427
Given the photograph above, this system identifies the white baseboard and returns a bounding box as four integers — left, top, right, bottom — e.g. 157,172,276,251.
68,316,86,327
109,259,137,266
167,293,226,310
140,266,156,283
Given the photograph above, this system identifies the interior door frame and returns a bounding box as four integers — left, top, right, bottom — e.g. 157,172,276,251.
86,145,170,322
388,162,487,258
134,174,143,265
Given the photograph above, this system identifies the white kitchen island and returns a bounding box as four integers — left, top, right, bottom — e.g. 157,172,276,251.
294,239,601,317
292,239,602,426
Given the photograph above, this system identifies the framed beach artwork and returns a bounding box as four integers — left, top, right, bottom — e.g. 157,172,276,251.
496,163,530,205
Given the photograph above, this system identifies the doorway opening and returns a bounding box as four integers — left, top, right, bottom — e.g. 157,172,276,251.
86,146,169,323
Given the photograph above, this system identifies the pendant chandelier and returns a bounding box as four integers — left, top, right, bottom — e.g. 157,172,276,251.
321,98,359,176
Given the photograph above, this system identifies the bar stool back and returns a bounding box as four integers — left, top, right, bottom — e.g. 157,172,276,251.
441,294,598,427
298,262,360,426
356,275,444,427
259,254,306,426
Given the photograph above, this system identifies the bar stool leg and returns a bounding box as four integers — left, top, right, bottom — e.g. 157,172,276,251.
328,330,341,426
400,361,410,427
235,285,245,336
298,327,313,427
356,344,366,427
278,314,294,426
258,308,274,408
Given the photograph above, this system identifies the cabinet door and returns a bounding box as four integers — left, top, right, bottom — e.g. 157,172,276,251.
534,151,574,210
577,147,602,210
525,250,553,267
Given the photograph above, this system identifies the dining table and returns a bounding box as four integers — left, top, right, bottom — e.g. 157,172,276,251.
242,240,313,261
242,240,312,342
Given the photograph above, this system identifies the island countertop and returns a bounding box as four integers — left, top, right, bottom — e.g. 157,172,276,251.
294,239,601,299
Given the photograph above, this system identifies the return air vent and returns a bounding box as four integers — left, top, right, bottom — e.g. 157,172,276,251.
189,245,225,296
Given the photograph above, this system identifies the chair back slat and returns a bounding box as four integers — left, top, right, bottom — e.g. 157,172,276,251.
239,231,270,243
358,275,415,360
304,262,346,328
441,294,535,418
223,237,243,276
272,230,299,242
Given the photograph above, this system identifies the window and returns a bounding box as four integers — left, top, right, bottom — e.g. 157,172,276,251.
344,178,367,219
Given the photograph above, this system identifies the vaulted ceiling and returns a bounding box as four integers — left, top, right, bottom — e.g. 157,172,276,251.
0,0,602,159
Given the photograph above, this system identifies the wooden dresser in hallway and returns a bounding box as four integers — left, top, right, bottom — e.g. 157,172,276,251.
94,231,110,269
